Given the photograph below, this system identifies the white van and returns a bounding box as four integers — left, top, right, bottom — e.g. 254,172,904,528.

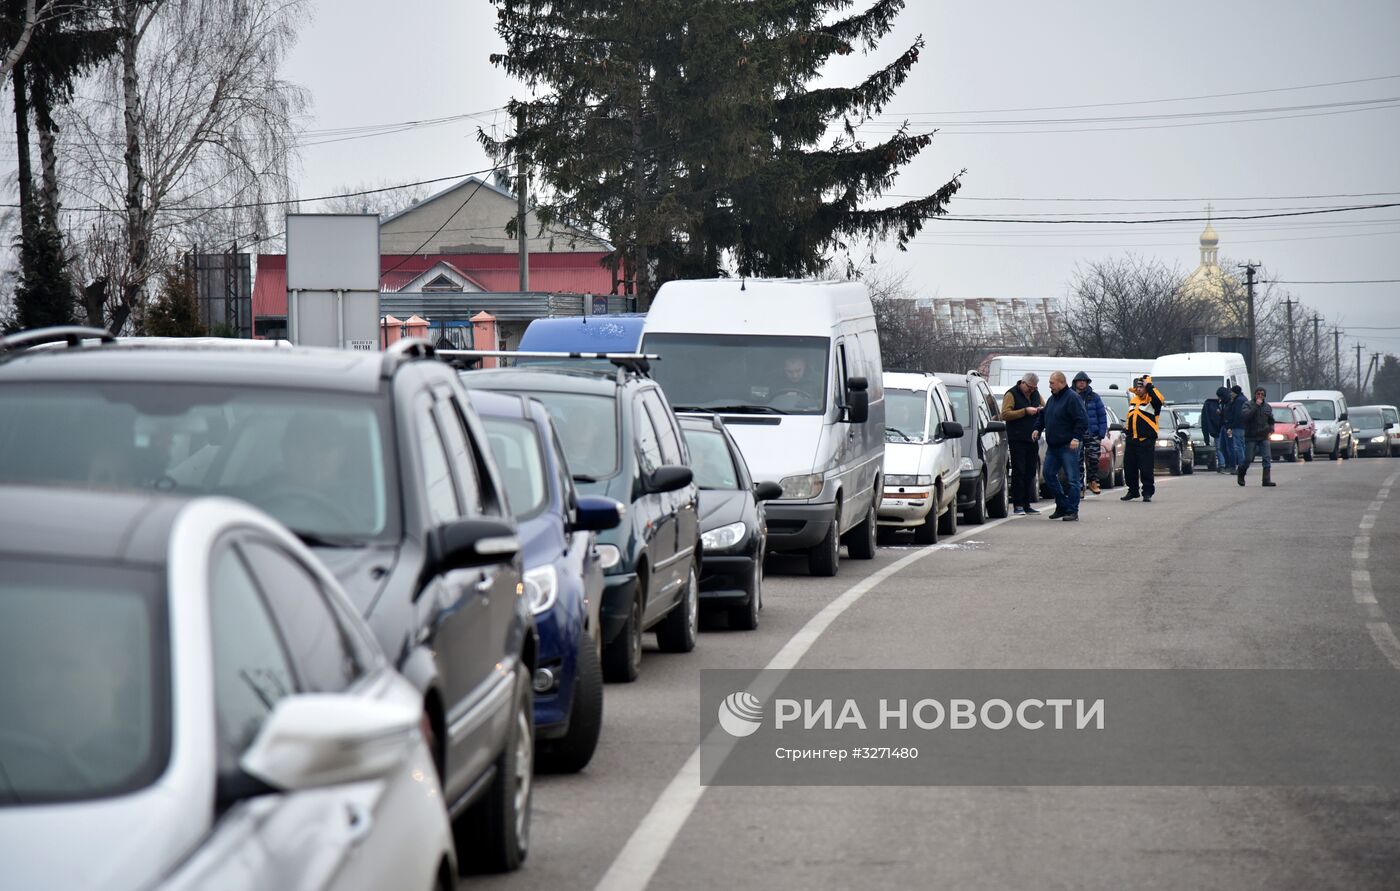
1281,389,1355,459
984,355,1152,399
879,371,962,543
643,279,885,577
1150,352,1250,407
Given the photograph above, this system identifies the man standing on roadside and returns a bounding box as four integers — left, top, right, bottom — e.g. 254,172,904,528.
1239,386,1279,488
1202,388,1225,473
1001,373,1044,515
1224,384,1248,470
1033,371,1088,522
1121,374,1164,502
1073,372,1107,495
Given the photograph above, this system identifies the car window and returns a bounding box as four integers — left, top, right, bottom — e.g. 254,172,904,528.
929,391,946,426
683,427,740,489
642,389,685,465
522,391,620,480
415,394,462,523
945,385,970,426
434,392,484,515
240,541,364,694
482,416,550,518
635,400,663,474
211,547,296,769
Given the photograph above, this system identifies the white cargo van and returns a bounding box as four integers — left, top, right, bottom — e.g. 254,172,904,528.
1150,352,1250,407
983,355,1152,400
643,279,884,577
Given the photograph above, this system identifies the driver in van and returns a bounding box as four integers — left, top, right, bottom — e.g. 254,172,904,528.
771,354,819,411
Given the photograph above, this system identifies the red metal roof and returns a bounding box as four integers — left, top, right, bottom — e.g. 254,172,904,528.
252,251,615,320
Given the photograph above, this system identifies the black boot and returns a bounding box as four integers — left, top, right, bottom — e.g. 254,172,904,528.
1237,467,1247,486
1262,467,1276,487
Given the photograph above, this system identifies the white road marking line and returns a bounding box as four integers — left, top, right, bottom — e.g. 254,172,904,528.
1353,570,1377,605
1363,603,1386,620
1370,500,1385,512
1353,536,1371,561
593,517,1014,891
1380,488,1392,500
1365,623,1400,670
1361,515,1376,530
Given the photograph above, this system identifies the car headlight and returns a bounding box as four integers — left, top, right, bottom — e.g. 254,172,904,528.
779,473,824,499
595,544,622,570
959,457,974,472
1269,433,1285,441
522,565,558,615
1372,435,1388,443
887,474,933,486
701,521,747,552
1156,439,1173,448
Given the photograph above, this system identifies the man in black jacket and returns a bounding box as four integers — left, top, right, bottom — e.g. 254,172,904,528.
1000,373,1044,515
1032,371,1089,521
1239,386,1279,488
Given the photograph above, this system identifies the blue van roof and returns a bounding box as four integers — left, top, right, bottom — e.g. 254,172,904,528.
517,314,646,353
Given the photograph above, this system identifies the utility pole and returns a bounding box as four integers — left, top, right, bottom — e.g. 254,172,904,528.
1356,342,1364,402
1312,314,1321,388
1333,328,1342,388
1284,297,1297,392
516,110,529,292
1239,262,1259,380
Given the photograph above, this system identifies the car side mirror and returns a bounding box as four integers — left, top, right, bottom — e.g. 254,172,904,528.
1109,422,1124,432
240,693,420,792
939,420,965,440
646,464,693,494
572,495,624,532
985,420,1006,433
1176,429,1189,440
753,480,784,501
844,376,869,424
1339,412,1349,421
428,517,519,574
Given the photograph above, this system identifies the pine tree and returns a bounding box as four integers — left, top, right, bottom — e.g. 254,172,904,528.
484,0,959,304
143,263,207,337
1374,354,1400,408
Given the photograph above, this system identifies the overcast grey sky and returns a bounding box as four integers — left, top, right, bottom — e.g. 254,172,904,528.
287,1,1399,357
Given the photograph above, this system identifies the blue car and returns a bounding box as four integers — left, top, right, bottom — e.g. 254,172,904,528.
517,314,646,357
469,390,623,773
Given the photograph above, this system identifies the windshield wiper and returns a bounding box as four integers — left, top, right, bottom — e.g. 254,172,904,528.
572,474,604,484
696,404,788,415
290,530,369,549
886,426,919,442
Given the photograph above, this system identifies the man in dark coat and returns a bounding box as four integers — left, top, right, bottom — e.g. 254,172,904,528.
1239,386,1279,488
1073,371,1107,495
1202,390,1225,472
1033,371,1089,521
1223,384,1249,470
1001,373,1044,515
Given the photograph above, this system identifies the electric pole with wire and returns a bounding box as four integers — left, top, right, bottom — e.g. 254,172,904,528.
1334,328,1342,389
1284,297,1297,392
1239,262,1259,379
1356,342,1364,402
1312,314,1321,388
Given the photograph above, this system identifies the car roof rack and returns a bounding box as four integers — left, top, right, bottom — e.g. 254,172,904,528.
380,337,436,380
438,349,659,378
0,326,117,357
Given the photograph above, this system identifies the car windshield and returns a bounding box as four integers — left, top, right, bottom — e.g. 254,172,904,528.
1295,399,1336,420
1385,408,1399,425
1152,376,1222,405
481,417,550,518
1350,409,1384,429
682,427,740,490
644,333,830,415
945,385,970,425
1173,409,1200,428
0,558,168,805
1100,392,1130,420
520,391,619,479
885,389,929,442
1270,406,1296,424
1157,411,1176,431
0,384,394,542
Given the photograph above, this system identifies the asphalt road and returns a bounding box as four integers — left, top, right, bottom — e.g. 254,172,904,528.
477,454,1400,891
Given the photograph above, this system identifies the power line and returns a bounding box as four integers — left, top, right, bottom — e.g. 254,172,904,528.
380,168,508,279
875,95,1400,127
901,191,1400,203
1263,279,1400,284
930,203,1400,225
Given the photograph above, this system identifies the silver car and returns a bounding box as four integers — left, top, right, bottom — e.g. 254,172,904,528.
0,487,456,891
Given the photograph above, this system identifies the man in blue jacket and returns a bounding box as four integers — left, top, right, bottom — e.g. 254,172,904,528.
1033,371,1089,521
1073,372,1107,495
1223,384,1249,470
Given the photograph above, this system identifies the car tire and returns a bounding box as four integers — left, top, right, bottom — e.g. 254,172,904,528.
1206,451,1218,472
1330,440,1339,460
1182,452,1194,474
1286,443,1298,462
988,475,1010,518
808,514,841,576
602,591,643,683
1303,443,1314,462
912,508,938,545
937,498,958,537
845,498,878,560
729,558,761,631
656,566,699,653
538,634,604,774
1169,451,1183,476
457,663,533,873
1342,439,1353,460
963,476,987,524
1114,467,1126,487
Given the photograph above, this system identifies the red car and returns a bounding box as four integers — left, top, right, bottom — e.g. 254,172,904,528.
1269,401,1315,462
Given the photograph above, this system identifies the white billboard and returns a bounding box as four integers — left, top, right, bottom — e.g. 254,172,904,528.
285,214,381,349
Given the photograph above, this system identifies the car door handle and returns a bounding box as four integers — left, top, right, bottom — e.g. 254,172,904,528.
346,801,373,846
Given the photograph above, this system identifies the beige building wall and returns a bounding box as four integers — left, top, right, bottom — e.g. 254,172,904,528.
379,179,605,255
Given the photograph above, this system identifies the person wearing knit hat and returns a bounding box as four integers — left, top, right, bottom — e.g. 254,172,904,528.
1223,385,1249,470
1072,372,1107,495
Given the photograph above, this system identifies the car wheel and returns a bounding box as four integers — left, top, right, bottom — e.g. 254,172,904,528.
729,558,761,631
656,566,699,653
1114,466,1126,487
1342,439,1353,460
912,507,939,545
964,475,987,524
1303,443,1314,462
602,591,643,683
1206,451,1218,472
1169,450,1183,475
937,497,958,536
845,497,878,560
1182,451,1194,474
988,474,1009,518
538,633,604,774
1285,443,1297,462
808,516,841,576
457,663,532,873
